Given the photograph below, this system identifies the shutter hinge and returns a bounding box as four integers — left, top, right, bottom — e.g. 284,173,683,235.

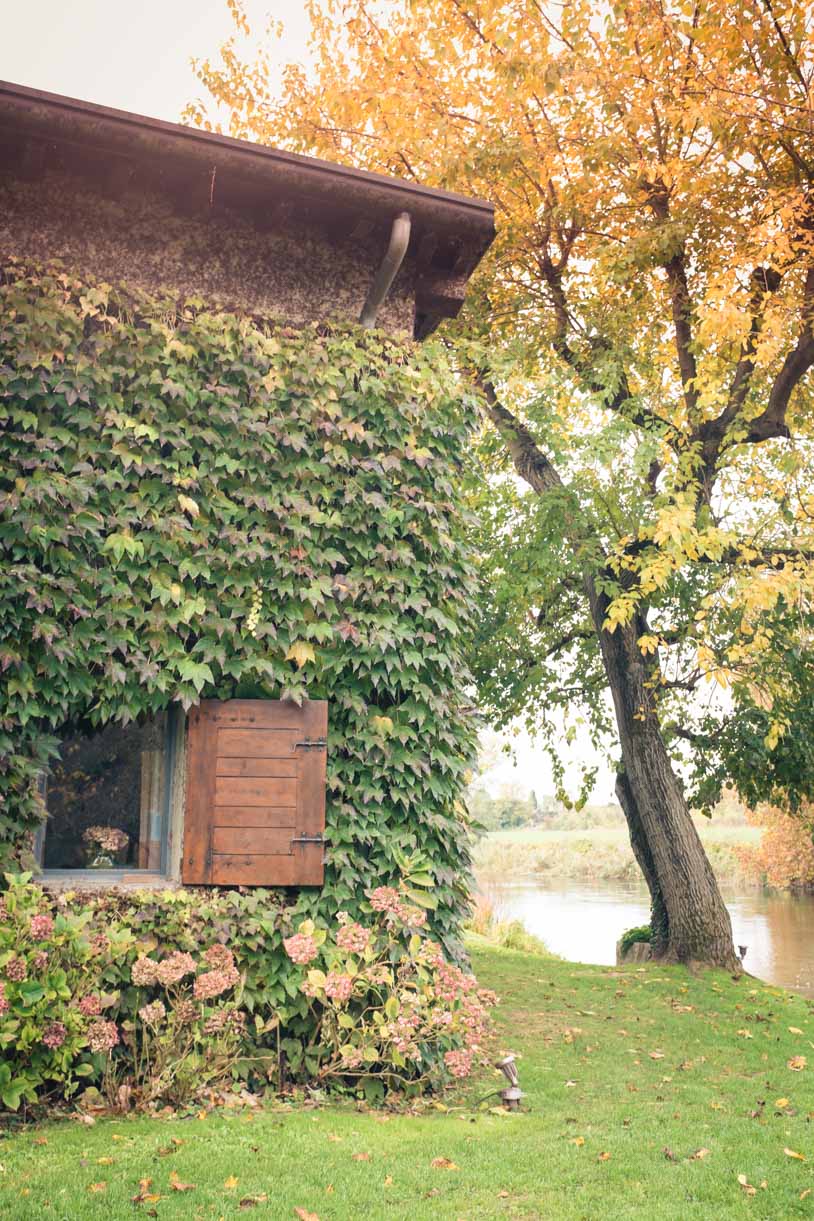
294,737,327,751
290,833,325,846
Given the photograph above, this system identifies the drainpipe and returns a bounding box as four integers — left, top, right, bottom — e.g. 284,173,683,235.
359,211,412,329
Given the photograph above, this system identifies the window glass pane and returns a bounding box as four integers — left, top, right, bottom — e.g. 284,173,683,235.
43,715,167,870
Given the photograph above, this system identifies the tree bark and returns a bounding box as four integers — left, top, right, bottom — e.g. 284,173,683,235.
589,594,739,970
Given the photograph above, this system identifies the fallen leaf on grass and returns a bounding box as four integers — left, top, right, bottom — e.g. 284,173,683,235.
775,1098,790,1108
784,1148,805,1161
294,1210,320,1221
132,1177,161,1206
738,1174,756,1197
327,1133,342,1143
431,1157,459,1170
33,1137,47,1147
497,1190,510,1198
239,1195,269,1209
801,1189,811,1200
564,1080,577,1088
737,1029,753,1039
598,1151,611,1161
88,1182,106,1193
788,1056,807,1071
96,1157,114,1166
570,1137,585,1147
384,1176,393,1187
663,1148,677,1161
789,1027,803,1035
169,1171,196,1191
224,1175,240,1189
649,1051,665,1060
352,1152,371,1162
690,1148,710,1160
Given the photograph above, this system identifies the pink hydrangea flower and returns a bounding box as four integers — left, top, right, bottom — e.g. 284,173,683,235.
78,994,101,1017
32,950,49,971
42,1021,67,1049
30,913,54,940
193,964,240,1000
90,932,109,955
0,983,8,1016
368,886,401,914
335,922,371,954
444,1048,473,1078
87,1019,119,1054
4,956,27,982
324,972,354,1004
283,933,318,965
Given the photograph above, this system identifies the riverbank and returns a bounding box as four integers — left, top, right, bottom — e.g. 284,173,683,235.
474,821,761,885
2,944,813,1219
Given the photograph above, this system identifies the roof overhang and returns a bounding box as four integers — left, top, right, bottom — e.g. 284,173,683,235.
0,81,495,338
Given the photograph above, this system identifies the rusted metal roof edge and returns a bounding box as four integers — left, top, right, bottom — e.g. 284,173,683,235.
0,80,495,224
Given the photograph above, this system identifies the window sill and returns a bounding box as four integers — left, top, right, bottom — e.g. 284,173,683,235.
37,871,180,892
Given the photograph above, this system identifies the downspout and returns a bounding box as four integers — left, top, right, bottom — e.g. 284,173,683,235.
359,211,412,329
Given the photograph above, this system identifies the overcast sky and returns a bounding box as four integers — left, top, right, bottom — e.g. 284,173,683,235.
1,1,617,803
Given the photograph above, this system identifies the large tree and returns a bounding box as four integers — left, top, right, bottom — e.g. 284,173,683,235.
189,0,814,968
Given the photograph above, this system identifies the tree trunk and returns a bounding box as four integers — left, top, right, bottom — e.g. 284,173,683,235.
590,597,738,970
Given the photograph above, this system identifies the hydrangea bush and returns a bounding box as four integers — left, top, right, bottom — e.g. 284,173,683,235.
280,887,496,1095
0,874,495,1112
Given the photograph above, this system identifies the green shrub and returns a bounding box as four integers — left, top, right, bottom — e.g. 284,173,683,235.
0,260,478,953
0,874,494,1112
619,924,651,955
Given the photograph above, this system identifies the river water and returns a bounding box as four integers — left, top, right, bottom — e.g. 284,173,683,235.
487,877,814,997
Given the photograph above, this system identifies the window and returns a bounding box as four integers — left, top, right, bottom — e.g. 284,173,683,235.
37,711,180,878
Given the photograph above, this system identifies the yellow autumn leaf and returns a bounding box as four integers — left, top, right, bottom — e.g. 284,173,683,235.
224,1175,239,1189
774,1098,790,1108
177,493,200,519
784,1148,805,1161
370,714,394,736
286,641,315,669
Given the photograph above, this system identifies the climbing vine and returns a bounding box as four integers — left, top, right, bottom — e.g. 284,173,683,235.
0,260,479,951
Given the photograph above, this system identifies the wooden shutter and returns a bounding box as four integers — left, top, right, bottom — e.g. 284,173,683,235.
183,699,327,886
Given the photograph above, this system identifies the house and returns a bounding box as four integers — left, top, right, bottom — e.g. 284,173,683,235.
0,82,493,903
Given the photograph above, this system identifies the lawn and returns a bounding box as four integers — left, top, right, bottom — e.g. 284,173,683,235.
2,944,813,1219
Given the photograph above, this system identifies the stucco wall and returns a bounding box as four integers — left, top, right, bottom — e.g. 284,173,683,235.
0,173,415,334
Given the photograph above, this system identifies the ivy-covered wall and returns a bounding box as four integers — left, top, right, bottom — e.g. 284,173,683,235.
0,262,478,951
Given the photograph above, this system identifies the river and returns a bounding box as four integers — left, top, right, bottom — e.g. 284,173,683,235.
487,877,814,997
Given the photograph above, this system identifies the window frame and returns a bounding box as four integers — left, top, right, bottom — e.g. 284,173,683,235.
35,708,185,887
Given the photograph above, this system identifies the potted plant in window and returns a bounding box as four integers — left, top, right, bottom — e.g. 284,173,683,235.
82,825,129,869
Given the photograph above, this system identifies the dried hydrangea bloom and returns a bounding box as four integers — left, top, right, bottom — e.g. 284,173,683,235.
32,950,49,971
0,983,8,1016
30,913,54,940
203,944,235,970
138,1000,167,1028
86,1019,119,1054
78,994,101,1017
283,933,318,965
42,1021,67,1049
4,956,27,982
131,956,159,986
193,964,240,1000
155,951,196,986
173,999,198,1026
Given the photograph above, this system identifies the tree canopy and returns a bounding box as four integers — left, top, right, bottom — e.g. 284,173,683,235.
190,0,814,810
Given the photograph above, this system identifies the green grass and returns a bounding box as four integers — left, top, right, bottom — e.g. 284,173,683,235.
2,945,814,1219
484,823,762,847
